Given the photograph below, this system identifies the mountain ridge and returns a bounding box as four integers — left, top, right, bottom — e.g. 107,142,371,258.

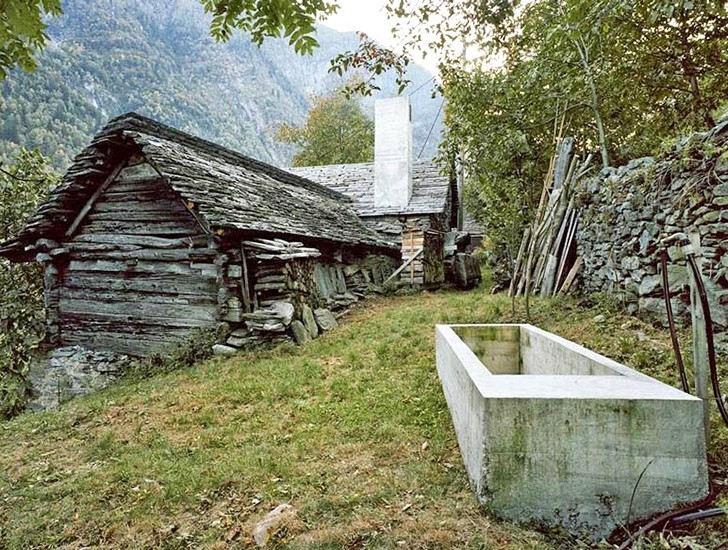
0,0,443,169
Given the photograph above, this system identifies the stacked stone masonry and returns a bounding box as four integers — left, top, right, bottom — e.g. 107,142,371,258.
576,119,728,346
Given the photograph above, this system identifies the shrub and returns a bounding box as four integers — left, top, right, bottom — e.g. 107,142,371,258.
0,149,58,419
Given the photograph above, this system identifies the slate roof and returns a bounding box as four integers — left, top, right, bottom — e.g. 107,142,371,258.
291,160,451,217
0,113,398,261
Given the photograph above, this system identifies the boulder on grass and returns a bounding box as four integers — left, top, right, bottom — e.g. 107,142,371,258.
301,304,319,338
313,308,338,332
290,320,311,345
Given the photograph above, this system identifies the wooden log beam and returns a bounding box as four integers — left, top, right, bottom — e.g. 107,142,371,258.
65,160,128,237
383,248,424,285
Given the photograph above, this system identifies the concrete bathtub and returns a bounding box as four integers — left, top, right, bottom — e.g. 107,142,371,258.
435,324,708,540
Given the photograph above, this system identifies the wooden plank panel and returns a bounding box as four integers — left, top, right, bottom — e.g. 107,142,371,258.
105,178,167,194
67,259,218,277
81,220,200,236
61,288,217,306
63,272,217,296
102,189,180,203
70,234,209,248
58,310,216,329
87,211,194,223
60,319,198,340
59,297,218,322
93,199,188,213
113,163,160,184
68,247,217,262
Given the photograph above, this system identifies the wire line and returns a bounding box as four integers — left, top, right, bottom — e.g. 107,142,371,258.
417,98,445,159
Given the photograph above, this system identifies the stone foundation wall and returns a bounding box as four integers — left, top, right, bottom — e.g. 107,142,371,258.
576,120,728,345
28,346,136,411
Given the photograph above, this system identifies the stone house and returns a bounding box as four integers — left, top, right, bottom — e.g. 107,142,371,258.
293,97,469,286
0,113,399,359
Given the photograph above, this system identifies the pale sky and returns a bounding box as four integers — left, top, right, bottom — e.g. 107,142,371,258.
322,0,441,75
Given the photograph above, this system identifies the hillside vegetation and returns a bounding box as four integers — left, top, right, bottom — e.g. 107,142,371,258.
0,0,442,169
1,288,726,549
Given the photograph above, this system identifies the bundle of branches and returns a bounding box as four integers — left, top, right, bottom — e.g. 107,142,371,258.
509,137,593,298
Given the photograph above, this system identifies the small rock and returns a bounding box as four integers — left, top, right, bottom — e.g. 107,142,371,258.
269,301,295,326
290,320,311,345
252,503,297,547
301,304,319,339
636,331,649,342
638,275,661,296
713,182,728,196
314,308,338,332
621,256,640,271
592,314,606,323
212,344,238,356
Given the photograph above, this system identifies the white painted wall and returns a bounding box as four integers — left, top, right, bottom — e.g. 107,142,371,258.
374,97,413,208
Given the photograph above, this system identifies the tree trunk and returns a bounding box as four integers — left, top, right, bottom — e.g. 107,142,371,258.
574,37,609,169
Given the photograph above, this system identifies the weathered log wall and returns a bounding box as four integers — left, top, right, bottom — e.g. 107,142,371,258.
34,155,399,359
53,159,222,357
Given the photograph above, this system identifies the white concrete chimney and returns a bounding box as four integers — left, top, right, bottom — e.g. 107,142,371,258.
374,97,413,208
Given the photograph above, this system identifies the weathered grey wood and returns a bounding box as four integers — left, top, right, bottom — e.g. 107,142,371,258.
102,188,178,203
68,259,219,277
240,246,252,313
103,177,167,194
71,233,209,249
59,298,218,322
60,318,203,339
64,271,217,294
87,210,196,223
93,199,187,213
113,162,160,184
61,288,217,306
384,248,424,285
65,160,129,237
557,256,582,295
552,137,574,194
69,247,217,262
82,220,201,236
555,211,579,292
43,263,61,345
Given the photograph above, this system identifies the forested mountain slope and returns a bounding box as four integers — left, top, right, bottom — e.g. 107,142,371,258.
0,0,442,169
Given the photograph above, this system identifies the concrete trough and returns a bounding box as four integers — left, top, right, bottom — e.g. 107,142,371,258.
435,323,708,540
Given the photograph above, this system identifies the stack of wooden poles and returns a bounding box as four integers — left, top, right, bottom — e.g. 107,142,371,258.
509,137,593,298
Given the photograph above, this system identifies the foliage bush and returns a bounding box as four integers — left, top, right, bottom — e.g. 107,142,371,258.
124,328,220,381
277,84,374,167
0,148,57,419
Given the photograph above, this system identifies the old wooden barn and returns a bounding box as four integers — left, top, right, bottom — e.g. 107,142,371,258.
0,113,399,357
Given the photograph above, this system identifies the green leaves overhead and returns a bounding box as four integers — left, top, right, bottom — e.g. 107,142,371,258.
440,0,727,283
329,33,411,97
201,0,339,55
1,0,338,80
0,0,62,79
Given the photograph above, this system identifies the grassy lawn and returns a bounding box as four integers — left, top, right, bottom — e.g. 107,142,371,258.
1,287,726,549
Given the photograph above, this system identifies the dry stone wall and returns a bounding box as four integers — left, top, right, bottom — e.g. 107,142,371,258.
577,120,728,346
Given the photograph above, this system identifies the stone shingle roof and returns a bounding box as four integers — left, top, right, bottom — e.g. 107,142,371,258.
292,160,450,217
0,113,398,260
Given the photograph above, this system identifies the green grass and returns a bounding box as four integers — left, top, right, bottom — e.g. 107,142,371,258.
0,288,726,549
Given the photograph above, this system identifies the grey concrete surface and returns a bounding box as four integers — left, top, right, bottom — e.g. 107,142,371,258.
435,323,709,540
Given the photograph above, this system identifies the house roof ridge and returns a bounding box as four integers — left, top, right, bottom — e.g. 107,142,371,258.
103,112,351,203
